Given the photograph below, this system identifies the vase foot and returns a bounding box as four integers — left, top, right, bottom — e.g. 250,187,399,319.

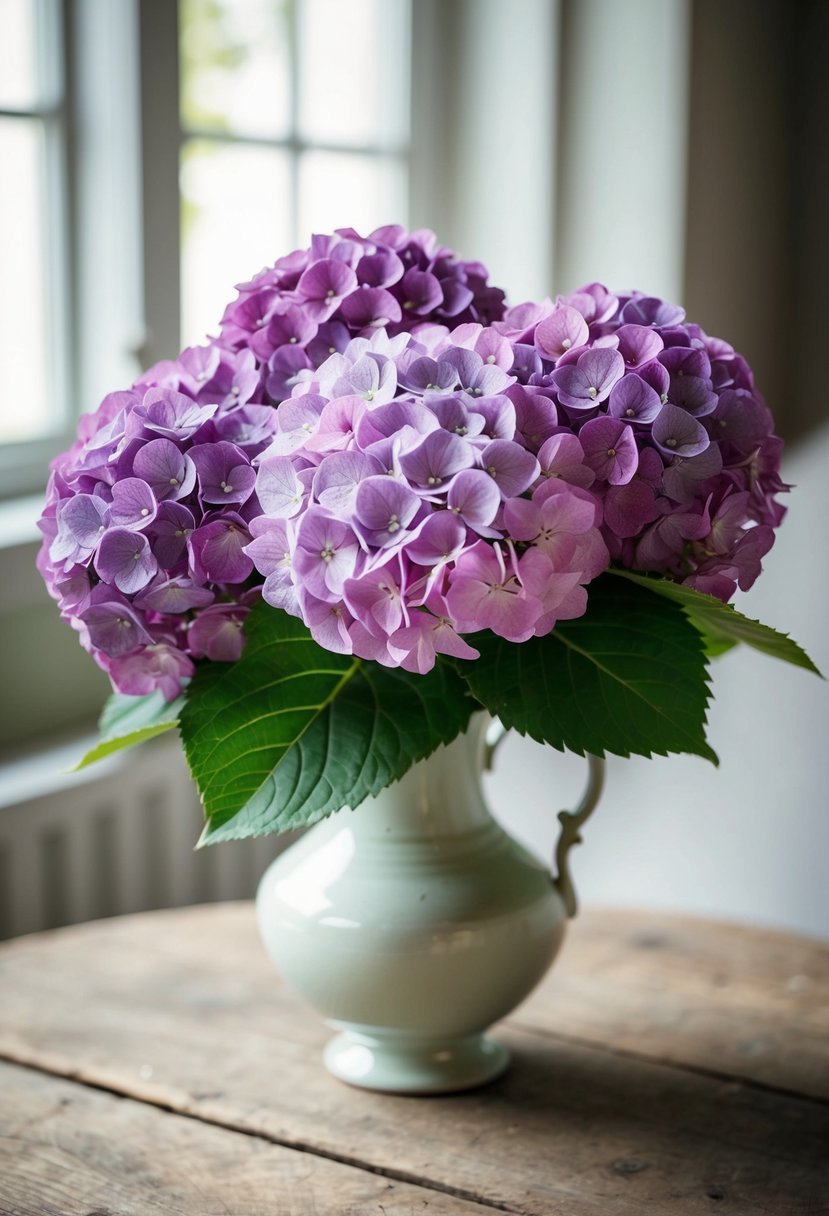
323,1027,509,1095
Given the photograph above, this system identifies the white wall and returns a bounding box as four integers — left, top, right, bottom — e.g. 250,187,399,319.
487,427,829,939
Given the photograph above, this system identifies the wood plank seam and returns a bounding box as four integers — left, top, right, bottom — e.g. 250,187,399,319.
0,1053,520,1216
505,1016,829,1110
3,1028,825,1208
0,1058,511,1216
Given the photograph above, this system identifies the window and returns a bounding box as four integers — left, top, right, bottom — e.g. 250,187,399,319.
0,0,70,495
0,0,411,500
176,0,411,350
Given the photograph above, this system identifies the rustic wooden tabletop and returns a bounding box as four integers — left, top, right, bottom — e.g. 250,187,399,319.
0,903,827,1214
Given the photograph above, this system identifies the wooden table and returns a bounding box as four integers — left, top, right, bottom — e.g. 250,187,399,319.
1,904,827,1214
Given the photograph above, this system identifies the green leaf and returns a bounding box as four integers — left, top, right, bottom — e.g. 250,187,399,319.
462,575,718,764
695,625,739,660
609,570,822,676
71,690,185,771
180,600,477,845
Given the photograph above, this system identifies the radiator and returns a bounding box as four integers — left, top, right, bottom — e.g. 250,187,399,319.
0,733,289,940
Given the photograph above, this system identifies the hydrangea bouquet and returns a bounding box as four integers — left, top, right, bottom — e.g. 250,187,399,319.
38,226,818,844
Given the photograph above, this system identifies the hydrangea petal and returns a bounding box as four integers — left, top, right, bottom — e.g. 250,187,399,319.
133,438,197,502
109,477,158,530
607,373,662,424
651,404,710,458
480,439,540,497
95,528,158,594
534,306,589,360
78,599,154,657
106,644,194,700
149,501,195,570
190,441,257,505
188,516,253,584
136,577,215,613
256,456,306,518
578,417,638,485
51,495,109,563
552,348,625,410
446,469,501,533
188,604,248,662
312,450,384,512
399,429,476,490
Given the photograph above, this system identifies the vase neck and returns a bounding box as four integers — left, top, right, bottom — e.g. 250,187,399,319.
347,715,492,839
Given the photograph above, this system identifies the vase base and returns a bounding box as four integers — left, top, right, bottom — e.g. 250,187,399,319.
323,1027,510,1095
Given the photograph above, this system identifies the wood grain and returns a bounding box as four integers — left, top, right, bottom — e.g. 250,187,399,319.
1,904,827,1214
0,1060,497,1216
517,906,829,1100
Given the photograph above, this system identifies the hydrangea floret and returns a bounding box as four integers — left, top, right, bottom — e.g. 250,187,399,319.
38,226,818,843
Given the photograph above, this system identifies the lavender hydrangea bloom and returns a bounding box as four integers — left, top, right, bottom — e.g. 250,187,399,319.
38,226,509,698
37,229,787,698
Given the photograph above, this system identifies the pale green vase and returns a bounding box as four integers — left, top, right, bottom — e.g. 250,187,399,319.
256,716,604,1095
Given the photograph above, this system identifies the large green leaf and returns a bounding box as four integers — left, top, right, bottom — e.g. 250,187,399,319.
610,570,822,676
71,690,185,771
462,576,717,764
180,600,477,845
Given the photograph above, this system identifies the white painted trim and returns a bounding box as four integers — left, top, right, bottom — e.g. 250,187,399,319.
554,0,691,301
74,0,145,403
410,0,560,304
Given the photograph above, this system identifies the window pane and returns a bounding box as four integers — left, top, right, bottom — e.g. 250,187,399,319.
297,151,407,242
179,0,291,140
0,0,42,109
180,139,293,347
0,118,51,442
298,0,410,147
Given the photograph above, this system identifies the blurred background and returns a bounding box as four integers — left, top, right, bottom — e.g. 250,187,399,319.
0,0,827,940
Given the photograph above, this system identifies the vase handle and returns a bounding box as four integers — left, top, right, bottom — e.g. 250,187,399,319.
484,719,605,920
551,754,605,918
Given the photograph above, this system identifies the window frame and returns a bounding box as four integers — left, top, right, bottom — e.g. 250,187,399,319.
141,0,412,363
0,0,146,506
0,0,74,500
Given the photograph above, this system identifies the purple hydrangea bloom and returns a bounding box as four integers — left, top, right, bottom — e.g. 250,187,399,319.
50,495,109,565
505,284,787,597
188,514,254,585
398,429,476,491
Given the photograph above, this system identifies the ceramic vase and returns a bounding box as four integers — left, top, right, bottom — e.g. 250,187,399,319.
256,717,604,1094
